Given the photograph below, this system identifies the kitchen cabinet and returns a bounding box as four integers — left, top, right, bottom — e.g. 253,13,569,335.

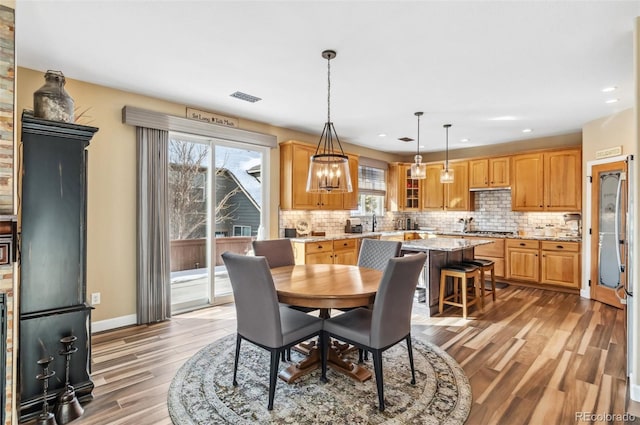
387,163,422,211
469,157,510,189
464,236,505,277
422,161,473,211
423,163,444,210
511,148,581,212
540,241,581,288
292,238,358,265
506,239,540,282
506,238,581,289
445,161,472,210
280,141,358,210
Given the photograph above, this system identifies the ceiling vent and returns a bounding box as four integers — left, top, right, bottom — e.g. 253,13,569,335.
230,91,262,103
398,137,414,142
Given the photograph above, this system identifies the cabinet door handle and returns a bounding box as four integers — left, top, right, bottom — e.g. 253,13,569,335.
317,245,323,249
556,245,564,249
519,243,526,246
343,242,348,246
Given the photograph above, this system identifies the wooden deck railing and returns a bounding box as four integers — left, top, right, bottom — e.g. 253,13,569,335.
170,237,254,271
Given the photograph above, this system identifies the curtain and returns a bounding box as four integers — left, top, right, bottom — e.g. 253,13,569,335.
136,127,171,324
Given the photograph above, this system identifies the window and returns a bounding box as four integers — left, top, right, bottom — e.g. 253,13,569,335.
352,159,387,216
232,225,252,236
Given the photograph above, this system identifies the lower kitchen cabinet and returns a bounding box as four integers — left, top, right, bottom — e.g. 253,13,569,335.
506,239,581,289
466,237,505,277
540,241,581,288
292,238,358,265
506,239,540,282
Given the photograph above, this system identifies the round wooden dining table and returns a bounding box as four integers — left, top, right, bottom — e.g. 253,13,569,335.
270,263,383,383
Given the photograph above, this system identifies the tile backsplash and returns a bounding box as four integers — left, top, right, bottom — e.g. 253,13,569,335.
279,190,580,238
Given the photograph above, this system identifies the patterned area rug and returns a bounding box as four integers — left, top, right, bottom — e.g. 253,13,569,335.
168,331,471,424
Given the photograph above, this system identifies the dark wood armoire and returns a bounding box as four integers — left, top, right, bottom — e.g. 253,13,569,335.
18,111,98,421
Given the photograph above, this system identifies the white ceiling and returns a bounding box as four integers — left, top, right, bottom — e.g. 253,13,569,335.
14,1,640,154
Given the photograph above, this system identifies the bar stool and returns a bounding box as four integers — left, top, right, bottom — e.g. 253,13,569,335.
459,258,496,308
439,263,481,319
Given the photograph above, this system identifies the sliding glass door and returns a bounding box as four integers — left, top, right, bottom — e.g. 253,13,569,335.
168,133,268,313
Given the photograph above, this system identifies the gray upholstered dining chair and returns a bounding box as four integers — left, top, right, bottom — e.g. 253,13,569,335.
222,252,325,410
357,238,402,271
252,239,296,268
321,252,427,411
252,239,315,318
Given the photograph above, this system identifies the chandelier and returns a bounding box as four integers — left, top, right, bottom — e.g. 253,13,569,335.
306,50,352,193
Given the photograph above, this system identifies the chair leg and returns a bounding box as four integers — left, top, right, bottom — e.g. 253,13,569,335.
268,349,280,410
233,334,241,386
321,331,329,383
490,266,496,301
461,277,468,319
281,350,286,362
364,350,369,361
406,335,416,385
358,348,364,364
479,269,486,309
439,271,446,314
372,349,385,412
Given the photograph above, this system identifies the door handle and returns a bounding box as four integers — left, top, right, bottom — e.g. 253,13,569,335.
614,172,625,273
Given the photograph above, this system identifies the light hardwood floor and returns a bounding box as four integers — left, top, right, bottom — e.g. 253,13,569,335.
25,285,640,424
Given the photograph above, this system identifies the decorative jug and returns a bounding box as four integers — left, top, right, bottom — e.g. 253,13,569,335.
34,70,74,123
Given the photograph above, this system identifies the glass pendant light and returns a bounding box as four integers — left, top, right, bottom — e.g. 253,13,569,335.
440,124,454,184
306,50,352,193
410,111,426,179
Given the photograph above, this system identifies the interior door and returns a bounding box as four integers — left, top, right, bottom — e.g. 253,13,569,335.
590,160,627,308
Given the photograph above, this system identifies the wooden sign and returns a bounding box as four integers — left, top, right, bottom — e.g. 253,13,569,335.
186,107,238,128
595,146,622,159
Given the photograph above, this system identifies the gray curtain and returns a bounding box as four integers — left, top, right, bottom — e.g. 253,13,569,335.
136,127,171,324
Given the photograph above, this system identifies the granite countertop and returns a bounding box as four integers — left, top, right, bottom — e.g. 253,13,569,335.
401,237,494,252
288,230,582,243
288,232,383,243
437,231,582,243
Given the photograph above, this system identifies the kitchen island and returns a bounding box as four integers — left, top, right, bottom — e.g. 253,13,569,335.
401,237,494,316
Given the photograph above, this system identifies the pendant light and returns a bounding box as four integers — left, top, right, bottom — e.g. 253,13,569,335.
410,111,426,179
440,124,454,184
306,50,352,193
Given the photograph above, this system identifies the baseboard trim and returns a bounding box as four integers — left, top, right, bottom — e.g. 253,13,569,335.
630,374,640,402
580,288,591,299
92,314,137,333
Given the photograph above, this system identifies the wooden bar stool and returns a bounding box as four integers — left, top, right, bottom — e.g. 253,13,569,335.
439,263,481,319
460,258,496,308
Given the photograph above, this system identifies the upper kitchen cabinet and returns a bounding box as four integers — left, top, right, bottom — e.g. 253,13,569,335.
469,157,510,189
544,149,581,211
280,141,358,210
342,154,359,210
511,148,581,212
388,163,422,212
423,163,444,210
445,160,473,211
422,161,473,211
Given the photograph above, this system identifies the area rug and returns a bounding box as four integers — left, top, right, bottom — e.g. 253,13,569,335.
168,331,471,424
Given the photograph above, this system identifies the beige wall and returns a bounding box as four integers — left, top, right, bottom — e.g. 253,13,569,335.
16,66,400,322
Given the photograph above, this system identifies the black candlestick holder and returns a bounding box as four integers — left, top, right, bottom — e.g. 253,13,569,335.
36,356,58,425
55,335,84,424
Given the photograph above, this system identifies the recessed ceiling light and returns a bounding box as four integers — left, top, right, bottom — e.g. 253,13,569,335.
522,128,533,133
378,133,386,137
601,86,617,93
460,138,470,143
490,116,518,121
605,98,619,104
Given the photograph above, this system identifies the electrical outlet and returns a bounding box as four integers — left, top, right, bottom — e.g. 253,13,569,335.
91,292,101,305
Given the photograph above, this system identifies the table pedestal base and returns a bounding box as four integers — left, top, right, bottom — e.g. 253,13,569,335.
278,340,372,383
